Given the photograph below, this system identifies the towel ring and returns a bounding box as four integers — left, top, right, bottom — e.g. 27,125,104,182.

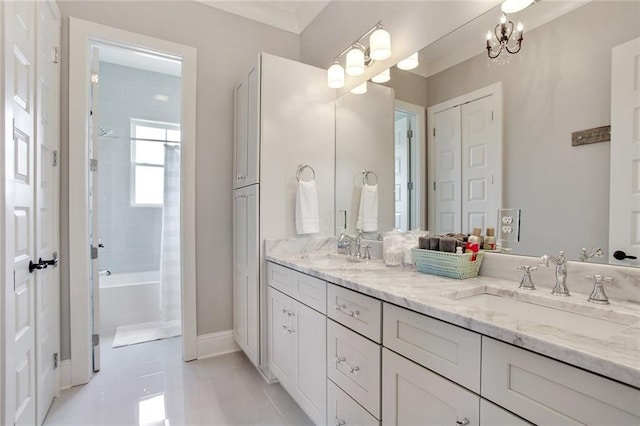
362,170,378,185
296,164,316,182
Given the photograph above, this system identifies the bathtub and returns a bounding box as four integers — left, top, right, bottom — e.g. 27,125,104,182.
99,270,162,332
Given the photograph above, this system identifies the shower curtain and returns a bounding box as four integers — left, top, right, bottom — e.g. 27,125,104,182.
160,144,181,322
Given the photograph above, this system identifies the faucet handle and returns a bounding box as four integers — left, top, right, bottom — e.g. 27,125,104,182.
363,245,371,260
585,274,613,305
517,265,537,290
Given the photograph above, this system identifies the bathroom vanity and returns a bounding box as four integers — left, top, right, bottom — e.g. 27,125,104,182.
264,245,640,425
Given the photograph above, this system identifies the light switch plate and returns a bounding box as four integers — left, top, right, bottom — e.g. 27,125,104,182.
498,208,521,243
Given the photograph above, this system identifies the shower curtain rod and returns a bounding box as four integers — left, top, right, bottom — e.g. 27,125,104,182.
99,135,181,144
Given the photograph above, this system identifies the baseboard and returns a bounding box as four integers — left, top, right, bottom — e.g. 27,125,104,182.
59,359,72,390
196,330,240,359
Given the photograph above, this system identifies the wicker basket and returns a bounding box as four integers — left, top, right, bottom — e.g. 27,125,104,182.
412,248,485,279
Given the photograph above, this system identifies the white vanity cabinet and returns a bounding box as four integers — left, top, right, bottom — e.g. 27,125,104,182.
382,348,480,425
232,53,335,377
232,184,259,365
267,270,327,426
233,65,259,189
481,337,640,425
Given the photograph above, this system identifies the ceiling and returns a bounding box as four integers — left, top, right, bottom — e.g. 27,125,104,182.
194,0,332,34
97,43,182,76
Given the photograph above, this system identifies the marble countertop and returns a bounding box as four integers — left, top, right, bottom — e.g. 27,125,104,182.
266,251,640,389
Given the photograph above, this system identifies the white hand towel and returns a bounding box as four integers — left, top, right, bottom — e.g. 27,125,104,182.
295,180,320,234
356,183,378,232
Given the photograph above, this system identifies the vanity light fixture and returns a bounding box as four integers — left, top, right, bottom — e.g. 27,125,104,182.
397,52,419,70
371,68,390,83
350,81,367,95
486,13,524,59
501,0,535,14
326,21,392,88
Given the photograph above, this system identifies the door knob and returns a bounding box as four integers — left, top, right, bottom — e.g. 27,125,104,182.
29,259,48,273
41,253,58,267
613,250,637,260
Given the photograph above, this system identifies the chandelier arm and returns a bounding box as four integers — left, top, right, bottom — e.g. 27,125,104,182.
487,43,504,59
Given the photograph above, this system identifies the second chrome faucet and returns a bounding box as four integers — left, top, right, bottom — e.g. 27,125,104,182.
539,251,570,296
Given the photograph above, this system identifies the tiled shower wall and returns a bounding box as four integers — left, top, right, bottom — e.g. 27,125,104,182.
98,62,181,274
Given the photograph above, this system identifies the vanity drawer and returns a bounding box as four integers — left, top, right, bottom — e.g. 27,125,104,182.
328,379,380,426
328,320,381,419
267,262,326,314
328,284,381,342
382,303,481,393
482,337,640,425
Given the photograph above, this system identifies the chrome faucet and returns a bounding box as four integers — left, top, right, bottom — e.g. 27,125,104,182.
579,247,603,262
585,274,613,305
354,229,364,258
337,231,353,255
539,251,570,296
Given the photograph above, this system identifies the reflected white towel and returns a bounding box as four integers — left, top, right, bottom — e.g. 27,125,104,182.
356,184,378,232
295,180,320,234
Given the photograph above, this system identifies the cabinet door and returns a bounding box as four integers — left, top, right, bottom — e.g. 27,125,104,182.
382,348,479,426
246,65,259,185
268,287,295,388
480,399,531,426
233,186,259,364
292,300,327,425
233,77,248,189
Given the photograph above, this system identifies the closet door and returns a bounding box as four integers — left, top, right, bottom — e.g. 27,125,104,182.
433,106,462,234
461,95,501,234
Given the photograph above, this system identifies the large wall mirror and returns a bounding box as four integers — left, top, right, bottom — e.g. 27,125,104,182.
334,0,640,267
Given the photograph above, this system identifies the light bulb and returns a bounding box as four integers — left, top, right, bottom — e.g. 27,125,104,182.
501,0,534,14
500,14,507,24
486,31,493,41
346,47,365,76
517,22,523,32
397,52,419,71
369,28,391,61
371,68,390,83
327,62,345,89
350,82,367,95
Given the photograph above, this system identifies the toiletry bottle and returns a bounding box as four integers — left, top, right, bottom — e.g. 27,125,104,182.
484,227,496,250
468,227,483,246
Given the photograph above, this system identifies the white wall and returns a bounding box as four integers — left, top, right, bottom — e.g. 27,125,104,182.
58,0,300,359
425,1,640,258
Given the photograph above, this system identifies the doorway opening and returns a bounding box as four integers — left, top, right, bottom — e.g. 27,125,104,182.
69,18,197,386
92,43,183,355
394,101,426,231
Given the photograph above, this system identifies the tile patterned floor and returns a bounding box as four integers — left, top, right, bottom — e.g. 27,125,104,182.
44,334,313,426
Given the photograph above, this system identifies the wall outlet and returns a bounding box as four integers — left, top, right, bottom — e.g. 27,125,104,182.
498,208,521,243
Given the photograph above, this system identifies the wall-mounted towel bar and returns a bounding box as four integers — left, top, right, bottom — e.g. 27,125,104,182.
296,164,316,182
362,169,379,185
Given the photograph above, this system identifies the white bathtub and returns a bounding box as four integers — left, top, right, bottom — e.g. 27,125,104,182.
99,270,161,332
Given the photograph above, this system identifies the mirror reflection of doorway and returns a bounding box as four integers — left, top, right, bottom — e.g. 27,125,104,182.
394,101,426,232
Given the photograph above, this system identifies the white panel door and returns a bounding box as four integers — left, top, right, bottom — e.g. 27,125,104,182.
461,95,501,234
35,1,60,423
88,46,101,373
610,37,640,266
233,76,248,189
434,106,462,234
395,116,409,231
233,188,248,348
4,1,37,424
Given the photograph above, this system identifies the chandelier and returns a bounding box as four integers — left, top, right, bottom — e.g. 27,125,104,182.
486,14,524,59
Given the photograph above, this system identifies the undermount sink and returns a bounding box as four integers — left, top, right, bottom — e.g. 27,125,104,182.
442,286,640,339
297,252,364,265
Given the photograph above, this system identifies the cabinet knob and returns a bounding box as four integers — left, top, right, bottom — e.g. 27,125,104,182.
456,418,470,425
335,420,346,426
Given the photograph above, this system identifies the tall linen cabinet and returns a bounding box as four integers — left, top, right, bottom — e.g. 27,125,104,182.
232,53,335,375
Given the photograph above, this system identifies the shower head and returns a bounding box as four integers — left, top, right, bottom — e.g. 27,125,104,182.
98,126,113,137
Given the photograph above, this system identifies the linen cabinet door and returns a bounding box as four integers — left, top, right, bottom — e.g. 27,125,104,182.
244,185,259,365
245,65,259,185
267,287,295,389
233,76,248,189
382,348,480,426
292,301,327,426
232,189,248,348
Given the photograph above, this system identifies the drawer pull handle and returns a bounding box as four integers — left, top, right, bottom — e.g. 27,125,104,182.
336,420,346,426
456,419,470,425
335,356,360,374
335,304,360,318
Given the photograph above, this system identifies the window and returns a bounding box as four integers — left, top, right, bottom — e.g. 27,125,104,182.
131,119,180,206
